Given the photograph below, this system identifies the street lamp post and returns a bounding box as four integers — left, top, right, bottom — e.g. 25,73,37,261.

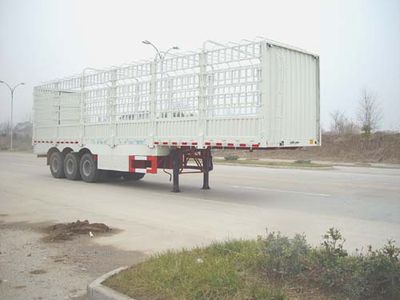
0,80,25,151
142,40,179,61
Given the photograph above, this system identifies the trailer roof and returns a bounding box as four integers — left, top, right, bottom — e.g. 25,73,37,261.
35,38,318,88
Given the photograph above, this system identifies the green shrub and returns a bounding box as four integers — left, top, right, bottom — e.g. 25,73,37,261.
294,159,312,164
261,228,400,299
308,230,400,299
224,155,239,161
106,228,400,300
349,240,400,299
263,231,310,277
321,227,348,257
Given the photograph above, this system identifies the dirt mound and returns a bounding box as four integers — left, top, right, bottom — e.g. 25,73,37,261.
43,220,111,242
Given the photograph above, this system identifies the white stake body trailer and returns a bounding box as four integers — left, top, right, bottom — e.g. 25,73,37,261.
33,39,320,192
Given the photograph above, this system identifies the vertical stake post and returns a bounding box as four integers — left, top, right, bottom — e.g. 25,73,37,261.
202,148,210,190
172,148,180,192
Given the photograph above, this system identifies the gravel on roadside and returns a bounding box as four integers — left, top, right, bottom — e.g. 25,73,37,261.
0,221,145,300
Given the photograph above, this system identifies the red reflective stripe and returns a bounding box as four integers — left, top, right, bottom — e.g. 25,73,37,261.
146,156,158,174
191,142,198,145
154,141,159,145
75,141,79,144
239,143,246,147
162,141,168,145
252,144,259,148
172,142,177,145
181,142,187,145
227,143,234,147
129,155,135,173
216,142,222,146
205,142,211,146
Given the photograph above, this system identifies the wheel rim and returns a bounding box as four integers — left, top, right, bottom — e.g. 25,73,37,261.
66,159,74,174
82,160,92,177
51,157,59,172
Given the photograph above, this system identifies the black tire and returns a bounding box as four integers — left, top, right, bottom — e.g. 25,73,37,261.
49,151,65,178
79,153,100,183
64,152,81,180
123,172,145,181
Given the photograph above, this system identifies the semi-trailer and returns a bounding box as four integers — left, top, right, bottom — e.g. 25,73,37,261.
33,38,320,192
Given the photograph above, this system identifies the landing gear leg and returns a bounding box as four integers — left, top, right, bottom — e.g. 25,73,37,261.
172,148,180,193
202,148,211,190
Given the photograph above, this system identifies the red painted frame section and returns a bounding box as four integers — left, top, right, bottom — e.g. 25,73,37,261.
128,155,135,172
146,156,158,174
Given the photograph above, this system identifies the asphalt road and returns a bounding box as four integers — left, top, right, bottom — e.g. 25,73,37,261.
1,152,399,252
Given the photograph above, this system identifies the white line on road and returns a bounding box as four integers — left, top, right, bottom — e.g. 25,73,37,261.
231,185,331,197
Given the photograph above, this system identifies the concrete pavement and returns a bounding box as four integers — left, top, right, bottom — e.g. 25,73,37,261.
0,151,399,253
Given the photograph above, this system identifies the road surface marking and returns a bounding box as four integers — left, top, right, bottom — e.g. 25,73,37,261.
231,185,331,197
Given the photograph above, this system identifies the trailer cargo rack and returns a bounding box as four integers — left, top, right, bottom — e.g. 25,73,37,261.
33,37,320,191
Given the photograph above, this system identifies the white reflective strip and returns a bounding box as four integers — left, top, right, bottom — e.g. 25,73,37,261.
135,155,147,161
134,168,146,173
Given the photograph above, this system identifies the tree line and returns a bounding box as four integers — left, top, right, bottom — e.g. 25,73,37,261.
329,88,383,135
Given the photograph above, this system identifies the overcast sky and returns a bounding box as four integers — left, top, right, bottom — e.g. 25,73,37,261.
0,0,399,130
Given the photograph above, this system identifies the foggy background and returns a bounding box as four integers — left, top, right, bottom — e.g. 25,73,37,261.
0,0,399,130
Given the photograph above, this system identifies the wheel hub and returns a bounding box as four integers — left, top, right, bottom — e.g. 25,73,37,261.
51,157,59,172
82,160,91,177
66,159,74,174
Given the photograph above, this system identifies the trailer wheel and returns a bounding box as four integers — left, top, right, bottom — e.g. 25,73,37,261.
64,153,81,180
49,151,65,178
80,153,100,183
123,173,145,181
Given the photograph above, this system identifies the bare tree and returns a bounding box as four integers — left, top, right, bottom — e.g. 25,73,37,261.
330,110,346,134
0,122,10,137
330,110,359,135
357,88,382,135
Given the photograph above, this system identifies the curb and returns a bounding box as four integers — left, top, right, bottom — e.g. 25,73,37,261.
88,267,135,300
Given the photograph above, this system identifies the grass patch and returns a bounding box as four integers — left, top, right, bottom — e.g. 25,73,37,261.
105,240,285,299
216,158,331,169
104,229,400,300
